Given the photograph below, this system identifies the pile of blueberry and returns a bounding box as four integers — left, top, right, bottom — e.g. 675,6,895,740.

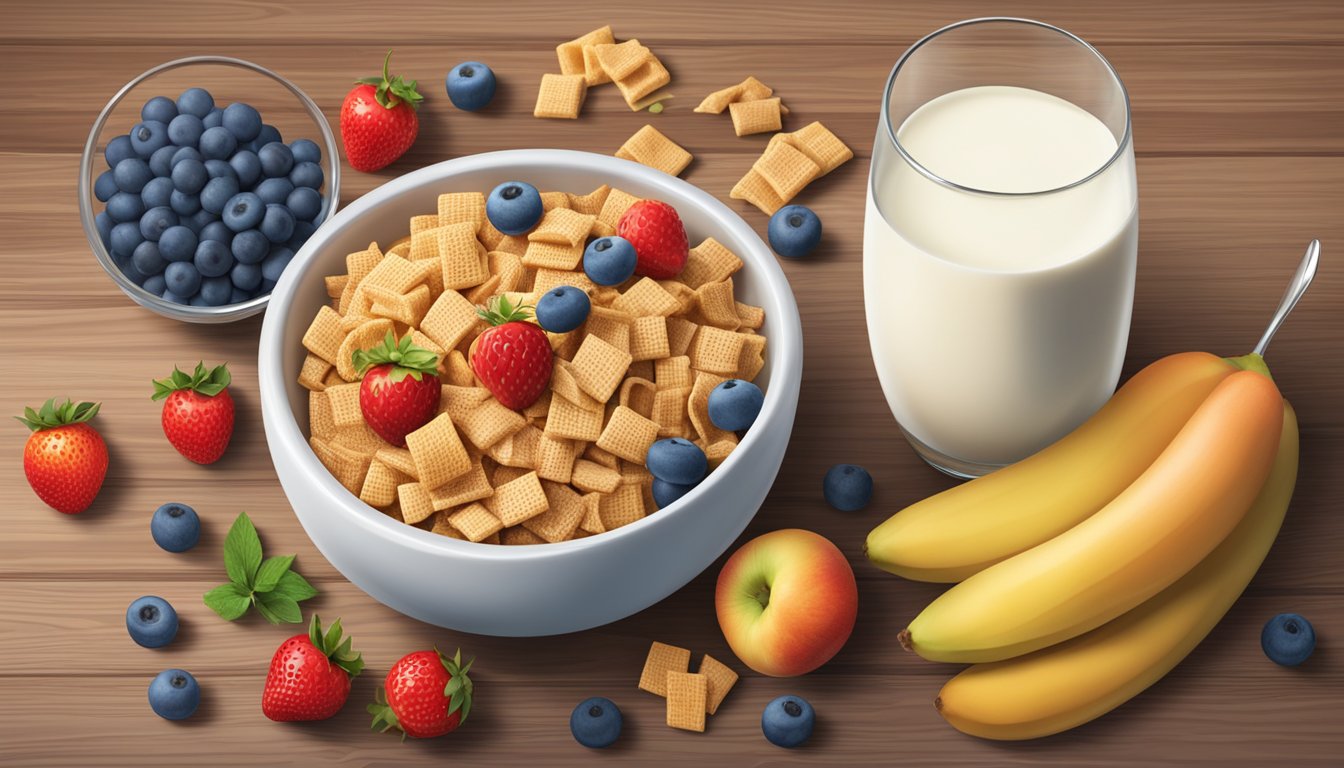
93,87,326,307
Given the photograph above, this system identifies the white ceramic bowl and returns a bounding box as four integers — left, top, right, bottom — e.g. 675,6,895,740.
258,150,802,636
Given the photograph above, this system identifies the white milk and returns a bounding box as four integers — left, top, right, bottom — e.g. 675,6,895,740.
864,85,1137,468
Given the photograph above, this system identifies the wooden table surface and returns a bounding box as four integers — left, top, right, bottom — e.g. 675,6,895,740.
2,1,1342,765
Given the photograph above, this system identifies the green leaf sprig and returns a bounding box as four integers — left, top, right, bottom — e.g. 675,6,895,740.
351,331,440,383
151,361,231,402
203,512,317,624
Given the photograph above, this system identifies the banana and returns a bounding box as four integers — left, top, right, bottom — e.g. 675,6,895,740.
935,404,1298,740
866,352,1236,583
903,370,1284,663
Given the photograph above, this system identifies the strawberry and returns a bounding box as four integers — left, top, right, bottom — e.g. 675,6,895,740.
152,362,234,465
369,648,474,739
262,614,364,722
353,332,442,446
470,296,553,411
340,50,423,173
617,199,690,279
17,398,108,514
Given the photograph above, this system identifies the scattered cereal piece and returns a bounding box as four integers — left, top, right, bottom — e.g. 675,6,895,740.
665,672,708,732
615,125,693,177
639,641,691,697
770,121,854,176
699,655,739,715
694,76,774,114
534,73,588,119
557,25,615,78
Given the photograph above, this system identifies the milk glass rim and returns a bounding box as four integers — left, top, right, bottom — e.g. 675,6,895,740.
879,17,1133,197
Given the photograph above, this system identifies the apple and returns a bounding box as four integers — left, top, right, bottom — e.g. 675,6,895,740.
715,528,858,677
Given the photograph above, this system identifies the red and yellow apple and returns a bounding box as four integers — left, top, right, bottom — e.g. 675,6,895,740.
715,528,858,677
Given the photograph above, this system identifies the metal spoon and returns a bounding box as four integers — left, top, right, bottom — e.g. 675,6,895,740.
1253,239,1320,358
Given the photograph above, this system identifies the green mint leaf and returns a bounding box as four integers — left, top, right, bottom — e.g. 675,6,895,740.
272,569,319,602
204,582,252,621
257,591,303,624
210,363,231,389
253,594,281,624
253,554,295,593
223,512,263,589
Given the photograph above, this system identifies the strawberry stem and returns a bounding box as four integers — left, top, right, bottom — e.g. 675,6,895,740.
352,331,440,383
355,50,423,111
437,647,474,724
308,614,364,678
476,295,534,327
15,398,100,431
151,362,230,401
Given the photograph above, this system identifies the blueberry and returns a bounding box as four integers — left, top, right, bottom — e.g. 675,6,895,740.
768,205,822,259
104,134,136,168
204,158,236,181
652,477,694,509
107,191,146,223
126,596,179,649
149,144,179,178
167,114,205,148
229,288,253,304
148,669,200,720
230,261,263,292
260,246,293,290
140,176,174,209
194,239,234,278
161,290,189,305
248,124,282,153
221,192,264,232
222,102,262,143
171,158,208,195
486,181,543,235
1262,613,1315,666
199,275,233,306
286,187,322,222
186,207,216,234
288,219,318,250
94,170,119,202
109,221,144,258
149,502,201,552
288,161,324,190
289,138,321,164
170,189,201,217
583,236,638,286
143,273,167,297
258,142,294,178
129,120,170,158
165,260,202,297
762,695,814,748
141,95,178,124
823,464,873,512
169,145,201,167
535,285,591,333
231,228,269,264
140,206,177,241
113,158,152,194
157,225,198,263
198,125,237,160
200,175,240,215
190,292,210,307
229,150,262,189
260,204,296,244
446,61,497,111
645,438,708,485
569,696,621,749
176,87,214,118
254,177,294,206
201,106,224,129
119,258,151,287
95,211,113,246
132,240,167,275
708,379,764,432
199,220,234,245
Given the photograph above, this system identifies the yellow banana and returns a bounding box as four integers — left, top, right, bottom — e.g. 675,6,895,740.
866,352,1236,583
936,404,1298,740
903,370,1284,663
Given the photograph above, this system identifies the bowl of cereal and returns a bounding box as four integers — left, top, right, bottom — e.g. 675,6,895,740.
259,149,801,636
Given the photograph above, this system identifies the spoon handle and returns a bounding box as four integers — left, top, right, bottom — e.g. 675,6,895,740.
1253,239,1320,358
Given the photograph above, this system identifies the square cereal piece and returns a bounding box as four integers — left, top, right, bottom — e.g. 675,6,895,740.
596,187,642,229
447,502,504,542
360,460,407,508
478,216,507,250
489,423,543,469
374,446,418,478
397,482,437,525
655,356,693,390
568,184,611,216
337,319,396,381
627,359,655,381
666,672,708,732
658,279,697,315
487,471,549,526
410,214,441,235
730,168,787,216
581,43,612,86
593,39,650,81
615,59,671,109
298,353,333,392
729,97,784,137
652,387,690,437
325,382,364,427
687,372,733,445
620,377,658,419
419,289,480,351
689,326,745,375
772,120,854,175
534,73,588,119
535,433,577,483
613,277,680,318
736,301,765,330
367,283,432,327
324,274,348,299
584,306,632,353
596,406,660,464
438,222,490,289
455,397,528,451
405,413,472,488
545,392,605,442
524,481,586,542
442,349,474,387
492,464,530,487
699,654,739,715
630,315,671,362
704,438,737,470
339,244,383,313
571,459,622,494
599,484,645,530
322,368,346,389
465,273,502,306
556,25,614,76
570,335,633,402
738,332,766,374
308,391,335,439
584,443,621,468
528,207,596,247
532,267,596,296
695,279,740,329
756,140,821,202
540,191,571,212
615,125,693,177
550,360,604,412
488,250,525,291
430,512,467,540
579,492,604,534
694,75,774,114
428,456,492,510
501,525,547,545
410,224,446,262
331,419,387,456
437,191,486,230
361,253,424,294
302,305,345,364
667,316,698,356
310,437,372,494
495,234,530,257
522,240,585,271
638,641,691,697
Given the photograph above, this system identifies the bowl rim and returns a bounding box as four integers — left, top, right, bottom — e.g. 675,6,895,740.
78,55,342,323
259,149,803,562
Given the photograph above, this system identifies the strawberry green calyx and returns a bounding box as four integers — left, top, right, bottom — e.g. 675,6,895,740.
356,50,424,111
367,687,401,737
476,294,534,327
352,332,440,382
151,361,231,401
308,614,365,678
439,647,475,723
15,398,101,431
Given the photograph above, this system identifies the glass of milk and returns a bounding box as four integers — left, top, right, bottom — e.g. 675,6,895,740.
864,18,1137,478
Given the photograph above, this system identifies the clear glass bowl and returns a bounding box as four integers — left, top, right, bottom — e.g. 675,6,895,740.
78,56,341,323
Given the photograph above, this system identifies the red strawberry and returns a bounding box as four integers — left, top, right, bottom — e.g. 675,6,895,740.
353,332,442,446
262,614,364,722
469,296,553,411
617,199,689,279
152,362,235,464
340,50,423,173
369,648,474,739
18,398,109,514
